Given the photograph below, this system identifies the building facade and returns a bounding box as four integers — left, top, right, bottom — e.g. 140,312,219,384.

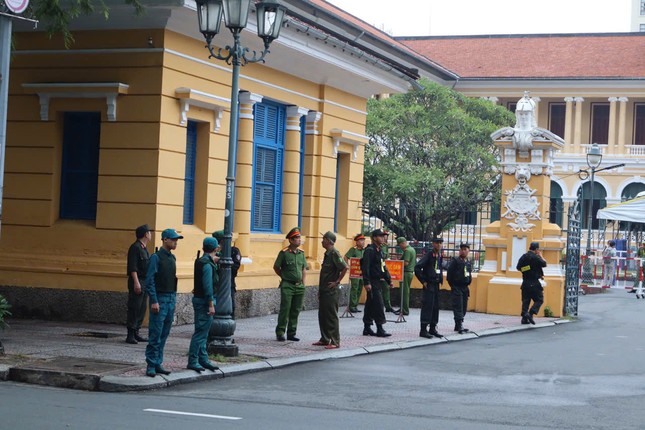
0,0,452,322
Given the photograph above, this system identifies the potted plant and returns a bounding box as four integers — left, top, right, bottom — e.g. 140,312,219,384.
0,294,11,355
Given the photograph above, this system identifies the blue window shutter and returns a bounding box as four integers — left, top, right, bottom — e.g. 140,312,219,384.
251,102,285,232
298,115,305,227
334,157,340,232
60,112,101,220
183,121,197,224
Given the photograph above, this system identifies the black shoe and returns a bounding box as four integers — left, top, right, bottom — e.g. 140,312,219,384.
125,335,138,345
521,317,530,324
155,366,171,375
527,313,536,325
349,308,361,313
134,331,148,342
454,324,462,332
393,309,401,315
287,335,300,342
363,327,376,336
429,328,443,338
200,362,219,371
187,364,205,373
276,335,286,341
385,307,395,313
376,329,392,337
419,330,433,339
146,366,156,377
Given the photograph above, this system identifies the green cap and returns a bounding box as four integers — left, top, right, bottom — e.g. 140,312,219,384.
322,231,336,243
212,230,225,241
396,237,407,244
161,228,183,240
286,227,301,239
203,237,219,252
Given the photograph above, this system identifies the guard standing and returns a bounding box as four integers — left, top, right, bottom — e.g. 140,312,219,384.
344,233,366,313
125,224,151,344
187,237,219,372
313,231,348,349
394,237,416,316
414,237,444,339
361,229,392,337
274,227,307,342
145,228,183,377
516,241,547,324
446,243,472,334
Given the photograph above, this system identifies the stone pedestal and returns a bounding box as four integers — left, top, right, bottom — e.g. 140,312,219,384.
476,93,566,317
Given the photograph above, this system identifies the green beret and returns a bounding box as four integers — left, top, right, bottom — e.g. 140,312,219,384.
396,237,407,244
212,230,225,241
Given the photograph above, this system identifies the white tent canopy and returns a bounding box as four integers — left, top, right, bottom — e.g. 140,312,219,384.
597,193,645,223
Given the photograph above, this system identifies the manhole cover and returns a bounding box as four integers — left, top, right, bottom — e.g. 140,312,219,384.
13,356,139,375
68,331,121,339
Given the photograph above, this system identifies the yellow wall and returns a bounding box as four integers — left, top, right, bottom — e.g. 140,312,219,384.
0,28,368,295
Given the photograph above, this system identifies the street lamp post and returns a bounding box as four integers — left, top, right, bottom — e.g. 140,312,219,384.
581,143,603,285
196,0,286,356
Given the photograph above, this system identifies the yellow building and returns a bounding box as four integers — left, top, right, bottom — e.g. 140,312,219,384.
0,0,454,322
400,32,645,256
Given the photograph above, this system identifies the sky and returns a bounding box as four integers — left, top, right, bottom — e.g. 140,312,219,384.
325,0,633,36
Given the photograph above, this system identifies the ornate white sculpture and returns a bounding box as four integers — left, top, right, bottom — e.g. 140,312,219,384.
501,165,541,232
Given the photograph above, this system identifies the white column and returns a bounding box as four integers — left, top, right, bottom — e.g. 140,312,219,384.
617,97,629,156
532,96,541,127
574,97,584,154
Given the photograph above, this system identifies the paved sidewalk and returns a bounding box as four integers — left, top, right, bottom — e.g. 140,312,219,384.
0,307,566,392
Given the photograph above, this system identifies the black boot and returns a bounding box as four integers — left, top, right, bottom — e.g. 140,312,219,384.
454,321,462,332
521,314,530,324
527,312,536,325
429,325,443,338
458,320,469,334
419,324,433,339
134,330,148,342
363,325,376,336
376,324,391,337
125,329,137,344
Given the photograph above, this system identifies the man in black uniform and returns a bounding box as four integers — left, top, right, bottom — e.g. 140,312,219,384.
414,237,444,339
516,241,547,325
361,229,392,337
446,243,472,334
125,224,150,344
213,230,242,318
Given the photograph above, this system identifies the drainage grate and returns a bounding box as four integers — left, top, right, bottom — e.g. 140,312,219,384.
69,331,121,339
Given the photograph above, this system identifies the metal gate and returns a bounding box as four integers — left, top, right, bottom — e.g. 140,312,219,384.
564,191,582,316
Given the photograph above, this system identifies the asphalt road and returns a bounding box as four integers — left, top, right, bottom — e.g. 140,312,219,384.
2,290,644,429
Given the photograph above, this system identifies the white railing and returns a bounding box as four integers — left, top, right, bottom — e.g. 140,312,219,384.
626,145,645,156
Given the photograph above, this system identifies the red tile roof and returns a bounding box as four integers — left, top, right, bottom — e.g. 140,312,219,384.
398,33,645,79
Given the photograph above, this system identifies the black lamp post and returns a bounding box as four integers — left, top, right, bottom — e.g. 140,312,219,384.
581,143,603,285
196,0,286,356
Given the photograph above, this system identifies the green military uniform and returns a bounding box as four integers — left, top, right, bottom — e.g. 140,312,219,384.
381,243,393,311
344,245,365,311
317,234,347,347
398,238,416,315
274,228,307,339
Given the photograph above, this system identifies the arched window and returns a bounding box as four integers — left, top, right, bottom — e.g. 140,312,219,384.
621,183,645,201
549,181,564,227
581,181,607,230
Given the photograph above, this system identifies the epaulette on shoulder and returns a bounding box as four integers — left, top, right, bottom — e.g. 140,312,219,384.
281,247,289,252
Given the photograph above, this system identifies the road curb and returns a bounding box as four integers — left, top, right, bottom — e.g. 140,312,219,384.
3,318,572,392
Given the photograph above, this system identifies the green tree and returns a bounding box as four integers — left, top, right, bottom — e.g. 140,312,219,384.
364,79,514,241
4,0,143,47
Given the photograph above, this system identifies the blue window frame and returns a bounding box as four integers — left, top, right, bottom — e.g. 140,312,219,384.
60,112,101,220
183,121,197,225
252,101,285,232
334,156,340,232
298,115,305,228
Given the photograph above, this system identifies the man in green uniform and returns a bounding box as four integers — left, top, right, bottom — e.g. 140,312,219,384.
274,227,307,342
187,237,219,373
344,233,366,313
381,237,395,312
394,237,416,316
313,231,348,349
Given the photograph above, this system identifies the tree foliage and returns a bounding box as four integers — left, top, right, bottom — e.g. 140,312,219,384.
3,0,143,47
364,79,515,241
